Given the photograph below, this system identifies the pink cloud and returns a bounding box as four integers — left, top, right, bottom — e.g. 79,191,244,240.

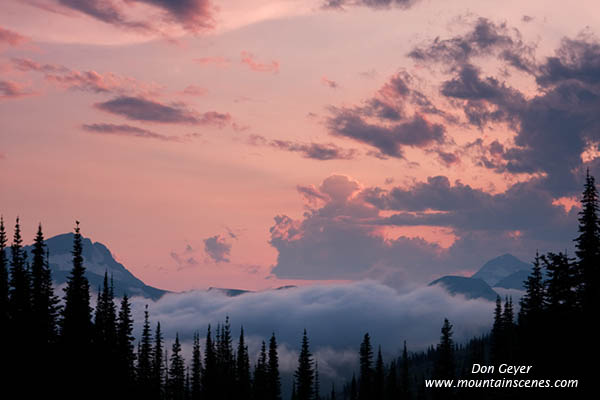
193,56,231,67
321,76,339,89
180,85,207,96
0,80,34,99
0,26,28,47
240,51,279,74
11,58,160,96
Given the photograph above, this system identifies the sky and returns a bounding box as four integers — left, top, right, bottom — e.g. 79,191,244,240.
1,0,599,292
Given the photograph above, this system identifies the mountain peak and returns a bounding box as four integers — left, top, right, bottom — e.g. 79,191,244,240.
471,253,531,287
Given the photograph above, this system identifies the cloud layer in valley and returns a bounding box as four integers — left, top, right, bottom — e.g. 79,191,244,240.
131,281,494,378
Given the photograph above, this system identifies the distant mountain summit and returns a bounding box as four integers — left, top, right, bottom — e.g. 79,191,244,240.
471,253,531,287
21,233,168,300
428,276,498,301
429,253,533,301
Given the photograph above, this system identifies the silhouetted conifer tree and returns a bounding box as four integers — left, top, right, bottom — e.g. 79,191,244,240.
575,169,600,310
400,341,410,398
542,252,577,312
314,360,321,400
490,296,503,363
268,333,282,400
117,294,136,392
191,331,202,399
236,327,252,399
254,340,269,400
385,359,398,400
151,322,165,399
295,329,314,400
350,374,358,400
61,221,92,346
9,217,31,332
358,333,373,400
138,304,153,396
519,252,545,325
434,318,455,380
168,333,186,400
373,347,384,400
202,325,217,399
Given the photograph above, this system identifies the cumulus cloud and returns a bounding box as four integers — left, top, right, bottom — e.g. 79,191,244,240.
82,123,181,142
95,96,232,127
269,174,574,282
203,234,232,263
241,51,279,74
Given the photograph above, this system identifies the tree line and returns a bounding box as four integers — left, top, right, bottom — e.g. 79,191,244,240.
2,172,598,398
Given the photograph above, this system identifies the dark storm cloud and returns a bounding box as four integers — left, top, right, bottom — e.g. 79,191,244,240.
55,0,152,31
327,111,445,158
408,17,535,73
408,20,600,197
440,63,525,127
247,135,358,161
95,96,231,126
203,235,231,263
44,0,214,33
269,173,576,282
270,140,357,160
82,123,180,142
365,176,575,240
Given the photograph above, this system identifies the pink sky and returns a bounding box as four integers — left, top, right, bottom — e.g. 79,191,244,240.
1,0,597,291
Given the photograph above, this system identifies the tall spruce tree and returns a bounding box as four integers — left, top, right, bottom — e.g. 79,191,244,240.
434,318,455,380
518,252,545,325
400,341,410,398
61,221,92,346
574,169,600,310
254,340,269,400
314,361,320,400
295,329,314,400
358,333,373,400
138,305,153,396
267,333,282,400
191,331,202,399
373,347,384,400
502,297,515,362
350,374,358,400
542,252,577,313
385,359,398,400
202,325,217,399
490,296,503,363
152,322,165,400
168,333,186,400
117,294,136,392
236,327,252,399
9,217,31,331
